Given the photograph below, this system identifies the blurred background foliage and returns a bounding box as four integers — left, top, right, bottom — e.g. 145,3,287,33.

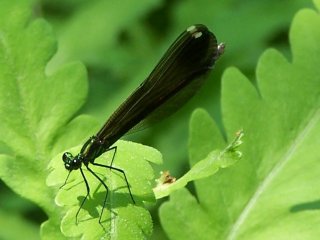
0,0,313,239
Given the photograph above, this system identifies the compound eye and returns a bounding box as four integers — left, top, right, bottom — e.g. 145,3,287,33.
62,152,73,163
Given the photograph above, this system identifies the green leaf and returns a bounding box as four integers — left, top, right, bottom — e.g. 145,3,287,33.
0,1,92,239
159,109,242,240
154,109,243,199
47,140,162,239
159,3,320,239
0,2,164,239
49,0,162,70
0,209,40,240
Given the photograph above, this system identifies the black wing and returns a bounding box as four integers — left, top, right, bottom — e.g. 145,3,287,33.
97,24,222,147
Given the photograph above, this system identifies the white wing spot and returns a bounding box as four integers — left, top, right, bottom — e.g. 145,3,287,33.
193,31,202,38
186,25,203,39
187,25,196,32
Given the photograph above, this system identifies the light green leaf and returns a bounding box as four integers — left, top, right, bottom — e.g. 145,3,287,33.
0,2,164,239
154,110,243,199
160,3,320,240
47,140,162,239
0,1,92,239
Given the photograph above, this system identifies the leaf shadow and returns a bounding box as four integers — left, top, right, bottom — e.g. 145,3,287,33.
290,199,320,213
75,186,143,225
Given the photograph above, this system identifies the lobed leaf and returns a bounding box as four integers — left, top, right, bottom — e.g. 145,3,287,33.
0,1,93,239
160,2,320,239
47,140,162,239
154,112,243,199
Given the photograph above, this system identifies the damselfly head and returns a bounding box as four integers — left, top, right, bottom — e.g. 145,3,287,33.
62,152,81,170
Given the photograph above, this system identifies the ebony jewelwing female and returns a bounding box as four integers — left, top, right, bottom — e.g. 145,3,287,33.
61,24,225,224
